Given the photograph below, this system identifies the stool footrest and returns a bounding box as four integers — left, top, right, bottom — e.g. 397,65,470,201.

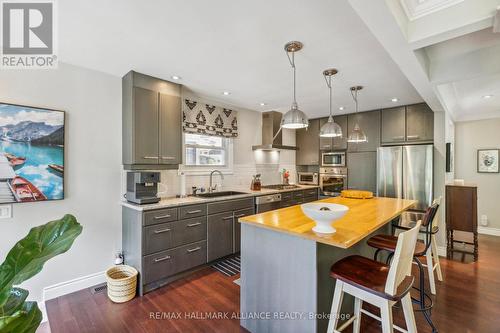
360,309,408,333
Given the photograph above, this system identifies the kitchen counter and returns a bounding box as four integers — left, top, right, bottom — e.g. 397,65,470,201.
239,196,416,249
121,185,319,211
239,196,416,333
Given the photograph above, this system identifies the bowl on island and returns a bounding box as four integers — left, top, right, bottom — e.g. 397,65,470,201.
301,203,349,234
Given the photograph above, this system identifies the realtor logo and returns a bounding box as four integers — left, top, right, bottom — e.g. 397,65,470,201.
1,0,57,68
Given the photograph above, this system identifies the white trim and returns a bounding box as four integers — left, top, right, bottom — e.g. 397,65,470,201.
400,0,465,21
39,301,48,323
180,133,234,175
478,226,500,236
42,271,106,301
437,246,447,257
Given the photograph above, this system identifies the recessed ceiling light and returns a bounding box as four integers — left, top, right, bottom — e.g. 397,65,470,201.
260,102,267,106
339,106,345,111
171,75,181,80
483,95,493,99
391,98,399,102
222,91,231,96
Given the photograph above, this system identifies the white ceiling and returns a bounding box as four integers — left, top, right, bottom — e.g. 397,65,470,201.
57,0,423,118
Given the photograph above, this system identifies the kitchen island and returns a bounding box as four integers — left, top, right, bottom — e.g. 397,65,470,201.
238,196,416,333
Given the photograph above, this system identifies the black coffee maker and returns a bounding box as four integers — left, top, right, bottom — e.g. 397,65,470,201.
126,172,161,204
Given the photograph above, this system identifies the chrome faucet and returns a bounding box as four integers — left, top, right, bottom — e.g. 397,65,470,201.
209,170,224,193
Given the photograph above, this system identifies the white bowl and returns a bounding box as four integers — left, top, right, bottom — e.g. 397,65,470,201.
301,203,349,234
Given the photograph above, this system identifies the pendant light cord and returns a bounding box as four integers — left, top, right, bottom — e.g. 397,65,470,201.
350,88,359,113
324,74,333,118
286,50,297,104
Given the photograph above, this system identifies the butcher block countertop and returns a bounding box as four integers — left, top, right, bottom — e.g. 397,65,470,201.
239,196,416,249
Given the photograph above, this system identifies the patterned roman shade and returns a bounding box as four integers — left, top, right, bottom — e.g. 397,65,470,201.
182,99,238,138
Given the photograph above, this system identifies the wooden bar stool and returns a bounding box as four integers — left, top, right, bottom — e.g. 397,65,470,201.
368,203,440,333
327,222,421,333
391,197,443,295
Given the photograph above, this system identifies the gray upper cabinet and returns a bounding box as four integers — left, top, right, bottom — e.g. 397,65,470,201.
319,115,347,151
347,111,380,152
296,118,320,165
406,103,434,142
123,71,182,169
347,152,377,193
381,107,405,144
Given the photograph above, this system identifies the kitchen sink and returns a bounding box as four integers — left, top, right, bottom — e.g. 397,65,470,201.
196,191,249,198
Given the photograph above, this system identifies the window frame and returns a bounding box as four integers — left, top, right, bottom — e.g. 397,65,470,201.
180,132,234,175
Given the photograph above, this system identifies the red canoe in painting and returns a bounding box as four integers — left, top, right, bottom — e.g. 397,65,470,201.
4,153,26,167
8,176,47,202
48,164,64,174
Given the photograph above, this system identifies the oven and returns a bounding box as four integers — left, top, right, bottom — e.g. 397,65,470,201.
297,172,318,185
321,151,346,167
319,167,347,197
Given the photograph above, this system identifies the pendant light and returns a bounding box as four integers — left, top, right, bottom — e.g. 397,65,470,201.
281,41,309,129
319,69,342,138
347,86,367,143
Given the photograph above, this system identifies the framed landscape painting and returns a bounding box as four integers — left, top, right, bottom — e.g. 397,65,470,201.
0,102,64,203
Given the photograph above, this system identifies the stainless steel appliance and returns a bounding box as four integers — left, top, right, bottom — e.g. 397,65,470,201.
319,167,347,197
251,111,298,151
321,151,346,167
126,171,161,204
297,172,318,185
377,145,433,211
255,193,282,213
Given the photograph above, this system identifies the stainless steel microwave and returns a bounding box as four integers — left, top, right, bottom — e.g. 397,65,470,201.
321,152,346,167
297,172,318,185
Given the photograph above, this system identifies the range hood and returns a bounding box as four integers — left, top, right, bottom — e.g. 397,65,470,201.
252,111,298,151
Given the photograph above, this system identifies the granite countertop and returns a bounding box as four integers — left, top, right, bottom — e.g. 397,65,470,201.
121,185,319,211
239,197,417,248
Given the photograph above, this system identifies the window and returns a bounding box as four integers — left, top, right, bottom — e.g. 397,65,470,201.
184,133,230,167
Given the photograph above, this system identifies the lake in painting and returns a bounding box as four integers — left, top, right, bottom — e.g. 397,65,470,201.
0,103,64,203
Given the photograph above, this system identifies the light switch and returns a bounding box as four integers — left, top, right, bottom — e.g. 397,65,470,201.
0,204,12,219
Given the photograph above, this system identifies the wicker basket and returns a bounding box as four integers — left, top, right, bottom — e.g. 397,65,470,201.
105,265,138,303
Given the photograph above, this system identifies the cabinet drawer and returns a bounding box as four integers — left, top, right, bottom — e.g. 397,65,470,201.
303,188,318,197
293,191,305,199
207,197,254,215
143,240,207,284
281,192,293,201
143,216,207,255
144,222,175,255
179,204,207,220
143,208,178,226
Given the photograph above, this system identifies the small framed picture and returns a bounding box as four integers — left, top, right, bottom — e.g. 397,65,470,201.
477,149,499,173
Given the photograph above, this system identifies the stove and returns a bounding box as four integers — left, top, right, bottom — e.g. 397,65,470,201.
261,184,300,190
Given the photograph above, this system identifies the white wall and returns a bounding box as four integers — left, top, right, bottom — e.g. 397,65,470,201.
0,63,122,304
455,118,500,230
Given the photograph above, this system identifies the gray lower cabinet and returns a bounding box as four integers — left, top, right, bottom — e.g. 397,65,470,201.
281,188,319,208
406,103,433,142
234,208,255,253
347,152,377,193
296,118,320,165
207,212,234,262
381,107,406,144
347,111,381,152
122,71,182,169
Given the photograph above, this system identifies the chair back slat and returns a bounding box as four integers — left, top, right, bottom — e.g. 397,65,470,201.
384,221,422,296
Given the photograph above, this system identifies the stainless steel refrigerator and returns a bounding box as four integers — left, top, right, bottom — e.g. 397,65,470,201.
377,144,433,211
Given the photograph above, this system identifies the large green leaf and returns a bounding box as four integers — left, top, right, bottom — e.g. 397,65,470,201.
0,214,82,307
0,288,28,317
0,301,42,333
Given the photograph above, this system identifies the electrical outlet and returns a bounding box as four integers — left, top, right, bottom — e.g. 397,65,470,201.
480,214,488,226
0,204,12,219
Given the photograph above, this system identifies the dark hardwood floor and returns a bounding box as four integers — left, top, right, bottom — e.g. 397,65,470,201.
41,235,500,333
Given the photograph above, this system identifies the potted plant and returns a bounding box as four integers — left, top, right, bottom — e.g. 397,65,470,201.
0,214,82,333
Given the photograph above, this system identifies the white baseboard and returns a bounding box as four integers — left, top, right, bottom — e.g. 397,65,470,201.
478,226,500,236
40,271,106,323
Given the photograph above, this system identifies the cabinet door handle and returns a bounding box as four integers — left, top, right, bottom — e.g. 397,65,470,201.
143,156,159,159
187,209,202,214
392,136,404,141
407,135,420,140
222,216,234,220
295,194,303,197
235,214,246,218
161,156,175,160
187,222,202,227
154,255,171,262
322,145,331,148
187,246,201,253
154,228,171,234
154,214,171,220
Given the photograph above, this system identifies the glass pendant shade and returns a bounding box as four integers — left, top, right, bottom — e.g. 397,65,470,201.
319,115,342,137
347,123,367,143
281,103,309,129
